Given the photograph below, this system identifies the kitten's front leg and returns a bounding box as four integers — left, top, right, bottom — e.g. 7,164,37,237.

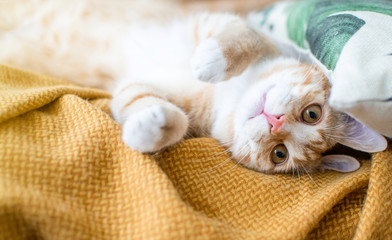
190,13,280,83
111,84,188,152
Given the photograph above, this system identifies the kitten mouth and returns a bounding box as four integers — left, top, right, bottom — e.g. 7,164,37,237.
249,86,272,120
249,97,266,120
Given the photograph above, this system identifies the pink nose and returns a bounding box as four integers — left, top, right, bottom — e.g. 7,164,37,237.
263,112,285,133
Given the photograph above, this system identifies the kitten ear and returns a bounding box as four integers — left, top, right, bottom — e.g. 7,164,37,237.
337,116,387,153
319,155,360,172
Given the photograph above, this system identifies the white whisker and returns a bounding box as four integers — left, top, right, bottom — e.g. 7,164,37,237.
300,162,317,186
198,156,234,174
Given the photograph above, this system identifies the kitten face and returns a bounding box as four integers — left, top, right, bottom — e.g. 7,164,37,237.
229,60,342,174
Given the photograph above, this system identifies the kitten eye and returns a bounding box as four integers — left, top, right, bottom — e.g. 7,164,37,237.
301,104,323,124
271,144,289,165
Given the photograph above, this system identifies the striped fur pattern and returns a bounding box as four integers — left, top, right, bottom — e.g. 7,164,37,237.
0,0,387,174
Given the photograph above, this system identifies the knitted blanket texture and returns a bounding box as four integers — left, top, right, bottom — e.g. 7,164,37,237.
0,65,391,240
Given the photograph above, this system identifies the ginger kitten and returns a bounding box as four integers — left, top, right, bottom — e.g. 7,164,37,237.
0,0,387,174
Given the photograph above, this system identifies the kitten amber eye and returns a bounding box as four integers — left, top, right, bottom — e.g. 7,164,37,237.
271,144,289,165
301,104,323,124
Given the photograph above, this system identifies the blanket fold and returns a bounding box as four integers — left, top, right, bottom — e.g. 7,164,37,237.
0,65,391,239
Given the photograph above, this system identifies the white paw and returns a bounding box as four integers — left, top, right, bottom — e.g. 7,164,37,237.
122,105,168,153
190,38,227,83
122,104,187,153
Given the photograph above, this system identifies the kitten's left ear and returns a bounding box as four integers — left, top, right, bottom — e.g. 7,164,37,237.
319,155,360,172
338,116,387,153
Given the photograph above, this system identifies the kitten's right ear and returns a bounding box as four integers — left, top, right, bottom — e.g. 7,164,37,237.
319,155,360,172
337,115,387,153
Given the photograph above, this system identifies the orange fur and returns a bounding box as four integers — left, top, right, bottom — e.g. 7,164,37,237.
174,85,215,137
219,29,280,79
121,93,163,112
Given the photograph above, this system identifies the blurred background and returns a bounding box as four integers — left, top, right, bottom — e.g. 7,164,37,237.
174,0,281,14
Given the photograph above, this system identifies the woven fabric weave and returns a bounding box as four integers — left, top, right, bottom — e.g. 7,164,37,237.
0,65,391,239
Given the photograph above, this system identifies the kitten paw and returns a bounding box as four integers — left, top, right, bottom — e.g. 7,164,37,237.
122,104,188,153
190,38,227,83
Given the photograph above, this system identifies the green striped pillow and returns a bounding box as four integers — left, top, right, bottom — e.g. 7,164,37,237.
248,0,392,138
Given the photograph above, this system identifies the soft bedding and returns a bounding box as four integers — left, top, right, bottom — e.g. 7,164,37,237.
1,0,392,239
0,65,391,239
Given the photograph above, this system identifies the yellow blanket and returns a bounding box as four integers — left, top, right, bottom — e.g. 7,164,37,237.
0,65,391,239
